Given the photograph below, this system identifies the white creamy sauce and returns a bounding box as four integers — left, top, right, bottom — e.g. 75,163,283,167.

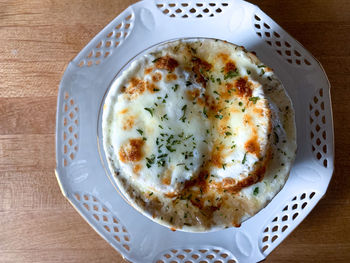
102,39,296,231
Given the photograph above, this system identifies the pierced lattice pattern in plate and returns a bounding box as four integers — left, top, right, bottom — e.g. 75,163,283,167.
156,1,229,18
154,247,236,263
77,11,134,67
260,191,317,255
310,88,328,168
62,91,79,167
73,192,131,252
253,14,312,67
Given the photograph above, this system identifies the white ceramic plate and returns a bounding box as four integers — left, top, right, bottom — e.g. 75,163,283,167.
55,0,334,262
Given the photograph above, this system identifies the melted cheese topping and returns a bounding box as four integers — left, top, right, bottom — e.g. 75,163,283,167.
103,39,296,231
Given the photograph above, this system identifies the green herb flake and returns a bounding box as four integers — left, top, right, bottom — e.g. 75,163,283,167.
172,84,179,92
161,114,168,121
146,154,156,168
247,69,251,75
215,114,223,120
253,187,259,196
249,96,260,104
224,69,239,80
242,152,247,164
186,81,192,86
136,129,143,135
225,132,232,136
203,107,208,118
210,75,215,83
238,101,243,106
166,145,176,152
180,104,187,122
144,107,154,117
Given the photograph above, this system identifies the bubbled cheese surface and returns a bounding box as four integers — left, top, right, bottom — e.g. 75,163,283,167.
102,39,297,231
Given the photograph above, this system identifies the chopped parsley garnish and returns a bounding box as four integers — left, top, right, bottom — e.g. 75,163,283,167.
166,145,176,152
157,159,166,167
146,154,155,168
216,78,222,84
258,65,266,68
242,152,247,164
253,187,259,196
247,69,251,75
186,81,192,86
210,75,215,83
161,114,168,121
180,104,187,122
144,107,154,116
153,88,160,92
231,141,236,149
238,101,243,106
136,129,143,135
172,84,179,92
215,114,223,120
249,96,260,104
152,57,160,63
222,163,226,170
242,108,246,112
225,132,232,136
203,107,208,118
157,153,168,159
260,68,265,75
149,192,153,196
224,69,239,80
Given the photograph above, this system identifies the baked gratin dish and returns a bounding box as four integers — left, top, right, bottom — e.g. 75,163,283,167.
102,38,296,231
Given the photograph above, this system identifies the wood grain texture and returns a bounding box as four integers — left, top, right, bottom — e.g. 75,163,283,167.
0,0,349,262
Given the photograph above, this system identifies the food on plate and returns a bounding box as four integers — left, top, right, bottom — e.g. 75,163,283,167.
102,38,296,231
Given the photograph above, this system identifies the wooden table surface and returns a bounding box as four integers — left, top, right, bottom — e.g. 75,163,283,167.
0,0,349,262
